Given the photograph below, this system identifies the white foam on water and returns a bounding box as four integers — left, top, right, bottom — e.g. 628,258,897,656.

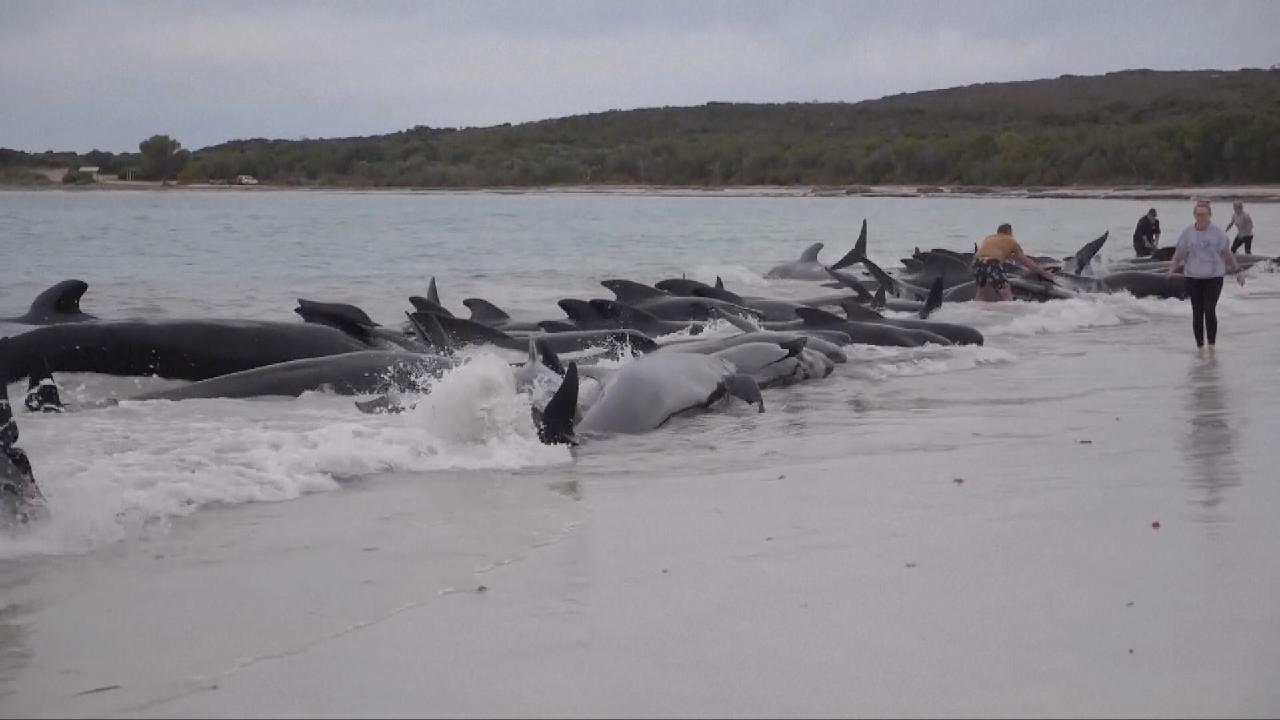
925,271,1280,339
1,353,570,559
842,343,1017,382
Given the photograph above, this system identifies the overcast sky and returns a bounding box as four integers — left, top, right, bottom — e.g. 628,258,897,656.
2,0,1277,153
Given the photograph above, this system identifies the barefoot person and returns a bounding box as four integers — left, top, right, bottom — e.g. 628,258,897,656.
1167,201,1244,349
971,223,1055,302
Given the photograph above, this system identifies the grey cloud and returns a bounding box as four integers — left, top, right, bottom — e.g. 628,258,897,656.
1,0,1276,153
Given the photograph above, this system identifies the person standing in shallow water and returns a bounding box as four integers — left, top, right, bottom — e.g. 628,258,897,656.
1167,201,1244,349
1226,200,1255,255
971,223,1055,302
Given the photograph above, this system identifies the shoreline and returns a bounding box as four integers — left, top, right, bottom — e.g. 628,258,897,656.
3,178,1279,202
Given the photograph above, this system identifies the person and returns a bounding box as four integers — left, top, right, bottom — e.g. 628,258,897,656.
1167,201,1244,349
1226,200,1255,255
1132,208,1161,257
971,223,1055,302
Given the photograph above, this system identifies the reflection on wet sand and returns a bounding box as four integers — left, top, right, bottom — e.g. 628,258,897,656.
1183,354,1242,520
0,565,38,703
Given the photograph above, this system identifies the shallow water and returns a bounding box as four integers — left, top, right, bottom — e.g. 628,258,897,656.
1,190,1278,717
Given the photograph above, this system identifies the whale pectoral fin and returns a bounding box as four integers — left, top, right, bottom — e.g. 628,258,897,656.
920,276,944,320
724,374,764,413
1072,231,1110,275
405,311,454,353
822,267,875,302
531,338,565,376
837,299,883,321
535,363,578,445
24,358,64,413
873,286,887,310
707,306,757,334
827,219,867,270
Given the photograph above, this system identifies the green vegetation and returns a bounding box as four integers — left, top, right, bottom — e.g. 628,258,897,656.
3,69,1278,187
0,166,52,185
138,134,190,182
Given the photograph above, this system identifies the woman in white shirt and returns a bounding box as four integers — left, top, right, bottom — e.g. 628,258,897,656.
1167,201,1244,349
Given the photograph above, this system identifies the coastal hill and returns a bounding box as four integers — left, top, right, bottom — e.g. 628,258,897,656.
4,68,1278,188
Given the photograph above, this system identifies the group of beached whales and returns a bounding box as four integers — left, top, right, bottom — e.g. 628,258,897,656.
3,222,1277,523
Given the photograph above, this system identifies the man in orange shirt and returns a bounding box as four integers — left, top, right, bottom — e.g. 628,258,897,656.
971,223,1056,302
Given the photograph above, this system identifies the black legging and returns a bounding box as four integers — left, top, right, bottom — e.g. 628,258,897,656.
1231,235,1254,254
1185,276,1224,347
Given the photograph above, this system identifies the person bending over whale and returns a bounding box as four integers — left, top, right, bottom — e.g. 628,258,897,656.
971,223,1055,302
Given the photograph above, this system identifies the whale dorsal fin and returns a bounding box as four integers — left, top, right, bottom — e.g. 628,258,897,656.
462,298,511,324
17,279,95,323
427,277,441,307
600,279,668,304
794,306,846,328
690,285,746,305
408,296,454,317
36,280,89,315
558,299,600,323
589,299,661,324
799,242,825,263
296,299,380,327
408,311,512,349
295,300,378,344
538,320,577,333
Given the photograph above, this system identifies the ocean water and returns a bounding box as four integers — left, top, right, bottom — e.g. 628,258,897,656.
2,190,1279,716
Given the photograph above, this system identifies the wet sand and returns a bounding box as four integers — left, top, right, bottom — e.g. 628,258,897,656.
3,308,1278,718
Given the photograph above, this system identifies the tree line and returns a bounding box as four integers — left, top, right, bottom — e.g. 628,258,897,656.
3,68,1278,188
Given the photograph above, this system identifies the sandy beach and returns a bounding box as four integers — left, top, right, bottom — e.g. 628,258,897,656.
5,173,1280,203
